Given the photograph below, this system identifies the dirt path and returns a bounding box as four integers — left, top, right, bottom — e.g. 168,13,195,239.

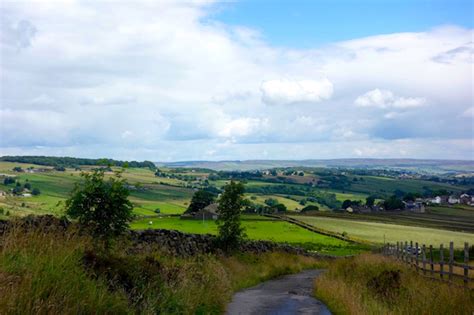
226,269,331,315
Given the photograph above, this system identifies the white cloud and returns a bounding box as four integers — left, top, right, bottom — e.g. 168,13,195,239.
462,107,474,118
217,117,267,138
0,1,472,160
355,89,426,109
260,79,333,105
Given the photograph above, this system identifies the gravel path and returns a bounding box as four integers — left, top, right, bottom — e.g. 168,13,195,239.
226,269,331,315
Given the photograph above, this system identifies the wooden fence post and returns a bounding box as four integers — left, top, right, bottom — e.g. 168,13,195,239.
440,244,444,280
415,242,419,272
396,242,399,259
422,244,426,275
404,241,408,264
449,242,454,282
464,242,469,288
410,241,414,266
429,245,434,277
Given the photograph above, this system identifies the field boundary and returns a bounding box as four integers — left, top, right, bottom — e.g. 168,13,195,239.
265,214,373,245
382,241,473,289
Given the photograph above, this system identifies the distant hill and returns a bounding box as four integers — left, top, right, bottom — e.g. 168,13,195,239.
158,159,474,173
0,156,156,169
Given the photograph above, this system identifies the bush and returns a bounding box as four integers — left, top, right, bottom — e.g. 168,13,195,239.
32,188,41,196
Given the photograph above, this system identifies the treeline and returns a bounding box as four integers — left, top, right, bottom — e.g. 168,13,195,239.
0,156,156,169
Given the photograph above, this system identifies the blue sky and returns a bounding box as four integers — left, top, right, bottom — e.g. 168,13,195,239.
0,1,473,161
214,0,474,48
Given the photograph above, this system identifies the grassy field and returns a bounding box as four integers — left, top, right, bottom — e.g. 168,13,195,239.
0,224,327,314
131,216,362,255
291,215,474,247
0,162,193,217
247,194,303,210
347,175,465,195
315,254,473,315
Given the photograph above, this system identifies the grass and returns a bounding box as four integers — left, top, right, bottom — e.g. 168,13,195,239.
131,216,363,255
291,215,474,247
314,253,474,315
0,224,325,314
0,162,193,217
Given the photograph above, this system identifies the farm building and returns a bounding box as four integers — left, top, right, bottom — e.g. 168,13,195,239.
459,193,471,205
180,203,219,220
403,201,425,213
448,195,460,204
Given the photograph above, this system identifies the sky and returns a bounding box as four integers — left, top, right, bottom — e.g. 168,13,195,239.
0,0,473,161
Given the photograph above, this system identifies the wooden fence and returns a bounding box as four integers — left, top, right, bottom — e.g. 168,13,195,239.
382,241,473,289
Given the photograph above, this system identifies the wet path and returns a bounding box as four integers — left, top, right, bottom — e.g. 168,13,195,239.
226,269,331,315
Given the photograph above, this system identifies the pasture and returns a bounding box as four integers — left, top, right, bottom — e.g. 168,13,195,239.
0,162,193,217
131,215,362,255
291,215,474,247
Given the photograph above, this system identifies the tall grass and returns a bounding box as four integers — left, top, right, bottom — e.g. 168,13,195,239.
0,225,324,314
315,254,474,315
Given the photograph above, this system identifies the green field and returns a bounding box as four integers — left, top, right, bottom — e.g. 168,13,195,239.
131,216,362,255
0,162,193,217
291,215,474,247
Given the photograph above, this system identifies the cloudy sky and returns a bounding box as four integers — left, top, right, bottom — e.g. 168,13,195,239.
0,0,473,161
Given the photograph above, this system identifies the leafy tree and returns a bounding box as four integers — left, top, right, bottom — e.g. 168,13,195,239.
270,203,287,213
264,198,279,207
342,199,352,209
216,181,246,250
3,177,15,185
32,188,41,196
366,195,376,207
384,195,404,211
12,166,23,172
301,205,319,212
24,182,32,190
185,189,215,214
65,169,133,247
403,192,421,202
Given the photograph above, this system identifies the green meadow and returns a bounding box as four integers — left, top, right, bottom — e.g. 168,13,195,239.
131,216,363,255
291,215,474,247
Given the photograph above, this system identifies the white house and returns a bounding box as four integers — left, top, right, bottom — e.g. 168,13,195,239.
430,196,441,204
448,196,460,204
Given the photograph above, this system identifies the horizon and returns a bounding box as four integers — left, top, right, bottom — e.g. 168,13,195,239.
1,0,473,161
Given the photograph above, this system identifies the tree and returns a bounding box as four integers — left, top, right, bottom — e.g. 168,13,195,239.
216,181,246,250
342,199,352,209
65,169,133,247
24,182,32,190
185,189,215,214
301,205,319,212
384,195,404,211
32,188,41,196
264,198,278,207
3,177,15,185
366,195,376,207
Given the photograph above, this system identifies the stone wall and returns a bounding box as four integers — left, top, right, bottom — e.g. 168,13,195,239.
0,215,331,258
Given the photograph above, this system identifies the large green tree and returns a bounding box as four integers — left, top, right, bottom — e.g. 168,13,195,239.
185,189,215,214
216,181,246,250
65,169,133,247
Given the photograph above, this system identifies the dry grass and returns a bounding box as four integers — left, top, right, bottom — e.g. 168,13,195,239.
315,254,474,315
0,224,323,314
